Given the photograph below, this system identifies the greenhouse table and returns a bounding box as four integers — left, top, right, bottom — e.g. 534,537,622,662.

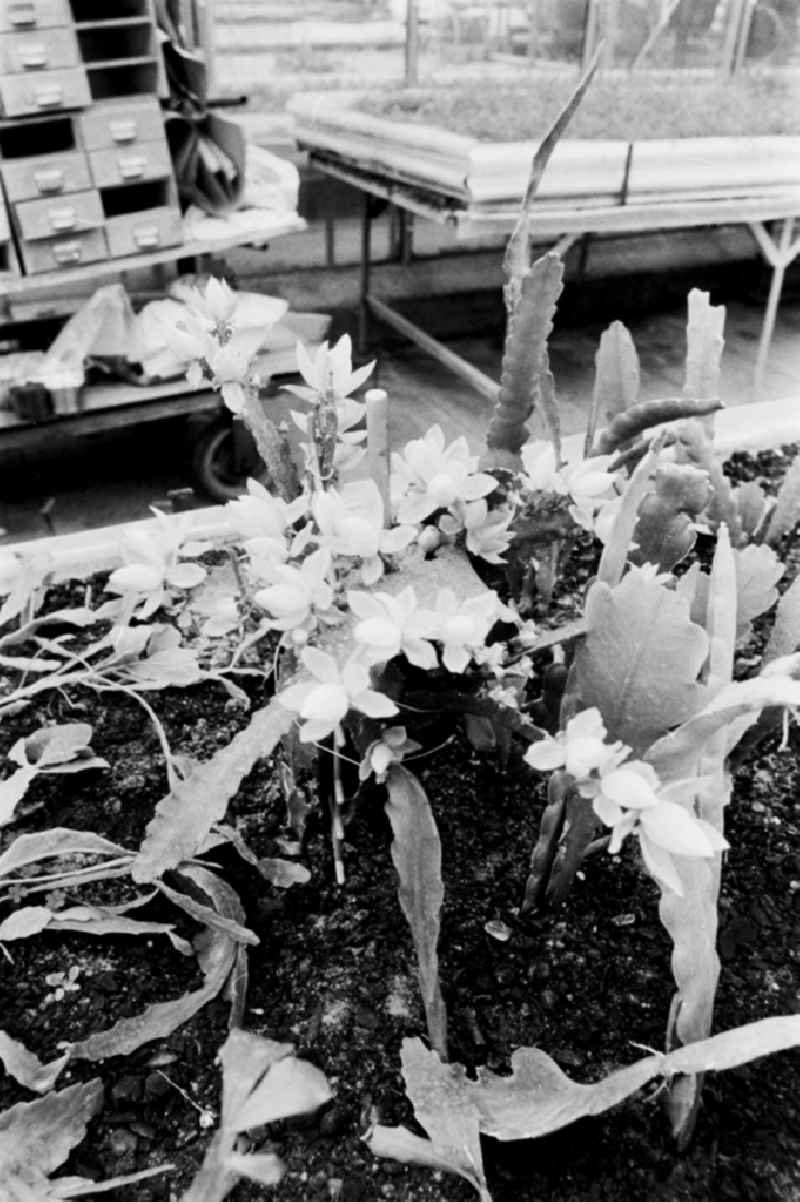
309,152,800,402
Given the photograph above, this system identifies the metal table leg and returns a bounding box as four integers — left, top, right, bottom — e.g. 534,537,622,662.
358,192,373,357
750,217,800,398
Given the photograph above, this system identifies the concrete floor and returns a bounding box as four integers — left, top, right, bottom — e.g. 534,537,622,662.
1,287,798,546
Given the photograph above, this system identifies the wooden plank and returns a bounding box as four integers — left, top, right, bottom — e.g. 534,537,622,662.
0,381,193,430
455,195,800,240
308,157,459,223
309,153,800,243
0,392,221,452
0,343,314,441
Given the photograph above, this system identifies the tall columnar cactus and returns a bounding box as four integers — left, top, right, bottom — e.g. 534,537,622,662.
484,255,565,466
483,49,602,468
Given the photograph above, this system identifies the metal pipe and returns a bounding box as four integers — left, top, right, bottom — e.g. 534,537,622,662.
753,217,795,399
358,193,373,356
405,0,420,86
367,295,501,403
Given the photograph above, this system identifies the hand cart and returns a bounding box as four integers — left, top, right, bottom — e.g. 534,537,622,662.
0,213,309,502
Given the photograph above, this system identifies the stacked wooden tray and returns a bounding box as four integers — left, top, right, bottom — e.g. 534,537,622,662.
289,91,800,218
0,0,182,276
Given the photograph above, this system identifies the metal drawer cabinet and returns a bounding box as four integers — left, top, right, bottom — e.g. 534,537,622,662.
0,25,78,71
0,66,90,116
105,205,182,257
0,0,71,32
78,97,163,151
2,149,91,202
20,225,108,273
14,187,102,239
88,137,171,188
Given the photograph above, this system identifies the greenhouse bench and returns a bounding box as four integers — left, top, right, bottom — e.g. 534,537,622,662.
306,151,800,403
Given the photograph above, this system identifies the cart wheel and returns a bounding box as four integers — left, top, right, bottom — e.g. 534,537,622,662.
191,418,266,502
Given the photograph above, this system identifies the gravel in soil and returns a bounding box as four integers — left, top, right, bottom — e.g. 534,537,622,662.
0,449,798,1201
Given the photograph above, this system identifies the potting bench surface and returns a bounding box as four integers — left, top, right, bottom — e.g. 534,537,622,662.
306,148,800,402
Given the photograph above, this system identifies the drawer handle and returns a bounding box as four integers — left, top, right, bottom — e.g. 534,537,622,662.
34,84,63,108
118,154,146,180
53,241,82,265
109,118,137,144
49,206,77,232
33,168,65,194
134,225,160,250
19,42,47,68
9,3,37,27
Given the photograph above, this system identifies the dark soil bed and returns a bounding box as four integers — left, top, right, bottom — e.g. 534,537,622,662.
0,448,799,1202
358,74,800,142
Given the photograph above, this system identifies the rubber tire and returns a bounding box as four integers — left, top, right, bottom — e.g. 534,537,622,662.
190,418,266,503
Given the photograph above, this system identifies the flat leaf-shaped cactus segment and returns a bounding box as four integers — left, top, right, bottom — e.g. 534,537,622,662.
66,889,242,1063
630,462,711,573
0,1079,103,1178
597,439,662,587
502,45,601,302
657,525,735,1147
0,1030,68,1093
764,576,800,664
473,1013,800,1143
133,698,294,882
219,1032,294,1130
230,1047,331,1132
181,1031,331,1202
574,569,709,755
645,674,800,783
475,1046,657,1142
370,1018,800,1193
733,544,783,641
595,321,640,422
766,452,800,546
23,723,94,767
705,525,738,693
401,1039,488,1196
385,767,447,1059
0,827,130,881
584,319,640,455
367,1124,492,1200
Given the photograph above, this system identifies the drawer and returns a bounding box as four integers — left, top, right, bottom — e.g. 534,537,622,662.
0,66,90,117
88,138,171,188
15,187,102,239
106,206,182,258
78,97,163,151
0,0,70,31
20,226,108,274
0,26,78,71
2,150,91,202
